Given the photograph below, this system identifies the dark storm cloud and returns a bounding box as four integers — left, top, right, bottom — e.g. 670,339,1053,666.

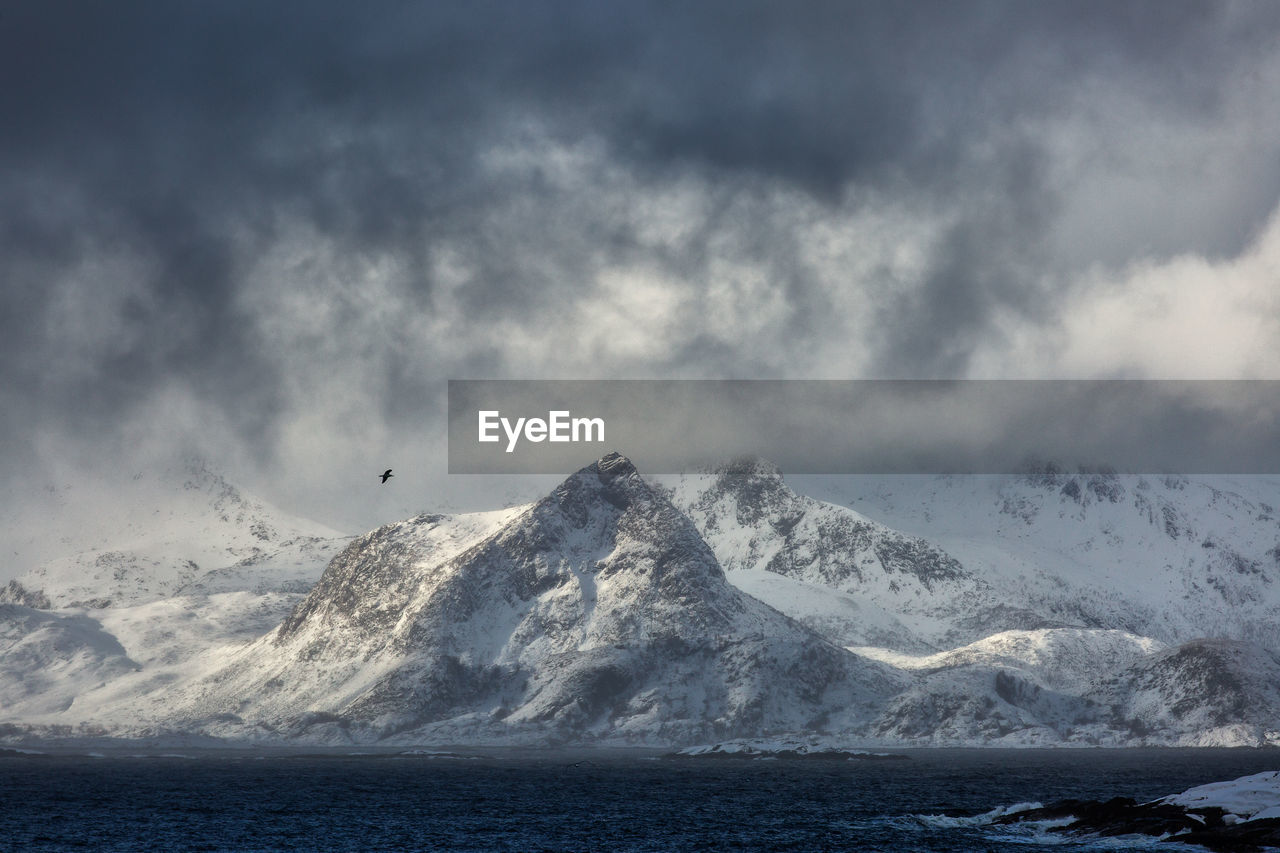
2,0,1279,512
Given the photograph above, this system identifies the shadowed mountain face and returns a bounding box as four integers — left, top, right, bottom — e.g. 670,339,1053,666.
174,453,900,745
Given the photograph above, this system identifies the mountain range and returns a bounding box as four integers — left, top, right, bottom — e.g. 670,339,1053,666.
3,453,1280,748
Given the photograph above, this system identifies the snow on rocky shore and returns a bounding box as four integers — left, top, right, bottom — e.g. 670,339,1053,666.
991,770,1280,851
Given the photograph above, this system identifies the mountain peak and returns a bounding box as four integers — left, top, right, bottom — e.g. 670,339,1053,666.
197,452,897,745
715,455,783,481
712,457,787,499
699,456,794,526
594,451,636,480
548,452,652,517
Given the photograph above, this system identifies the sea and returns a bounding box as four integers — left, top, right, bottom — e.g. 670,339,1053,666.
2,748,1277,852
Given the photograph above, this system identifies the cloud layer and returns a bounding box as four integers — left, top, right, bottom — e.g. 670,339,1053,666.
3,1,1280,533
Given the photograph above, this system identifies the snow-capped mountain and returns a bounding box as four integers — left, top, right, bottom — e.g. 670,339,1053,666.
13,459,349,608
802,468,1280,652
671,459,1024,650
154,453,901,745
0,460,349,736
5,453,1280,749
667,461,1280,746
1089,638,1280,746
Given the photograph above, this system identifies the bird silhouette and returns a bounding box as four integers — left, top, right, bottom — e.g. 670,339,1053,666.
380,469,394,483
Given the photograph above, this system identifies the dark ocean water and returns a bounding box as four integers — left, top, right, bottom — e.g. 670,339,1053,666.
2,748,1278,852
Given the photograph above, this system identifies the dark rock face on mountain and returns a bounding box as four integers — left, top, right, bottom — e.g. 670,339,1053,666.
0,581,50,610
174,453,901,745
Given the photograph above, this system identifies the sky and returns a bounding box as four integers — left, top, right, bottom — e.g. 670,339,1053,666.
4,0,1280,550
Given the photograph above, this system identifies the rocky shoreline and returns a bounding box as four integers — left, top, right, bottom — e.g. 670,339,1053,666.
990,771,1280,852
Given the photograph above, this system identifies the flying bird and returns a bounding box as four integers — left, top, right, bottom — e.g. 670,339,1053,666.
379,469,394,484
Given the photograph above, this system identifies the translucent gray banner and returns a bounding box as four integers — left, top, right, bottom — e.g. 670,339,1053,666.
447,380,1280,475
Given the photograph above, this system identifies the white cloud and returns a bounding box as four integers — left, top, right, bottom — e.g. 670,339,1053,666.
976,203,1280,379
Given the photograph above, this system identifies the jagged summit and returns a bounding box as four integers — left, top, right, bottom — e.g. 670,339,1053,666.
595,450,638,479
545,451,658,518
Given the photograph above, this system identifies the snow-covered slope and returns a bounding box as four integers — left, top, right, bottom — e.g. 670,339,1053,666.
856,628,1159,746
0,591,324,732
657,454,1280,747
855,628,1164,695
0,604,139,718
1088,638,1280,746
152,453,901,746
671,459,1023,650
14,460,349,608
801,469,1280,653
0,461,349,733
